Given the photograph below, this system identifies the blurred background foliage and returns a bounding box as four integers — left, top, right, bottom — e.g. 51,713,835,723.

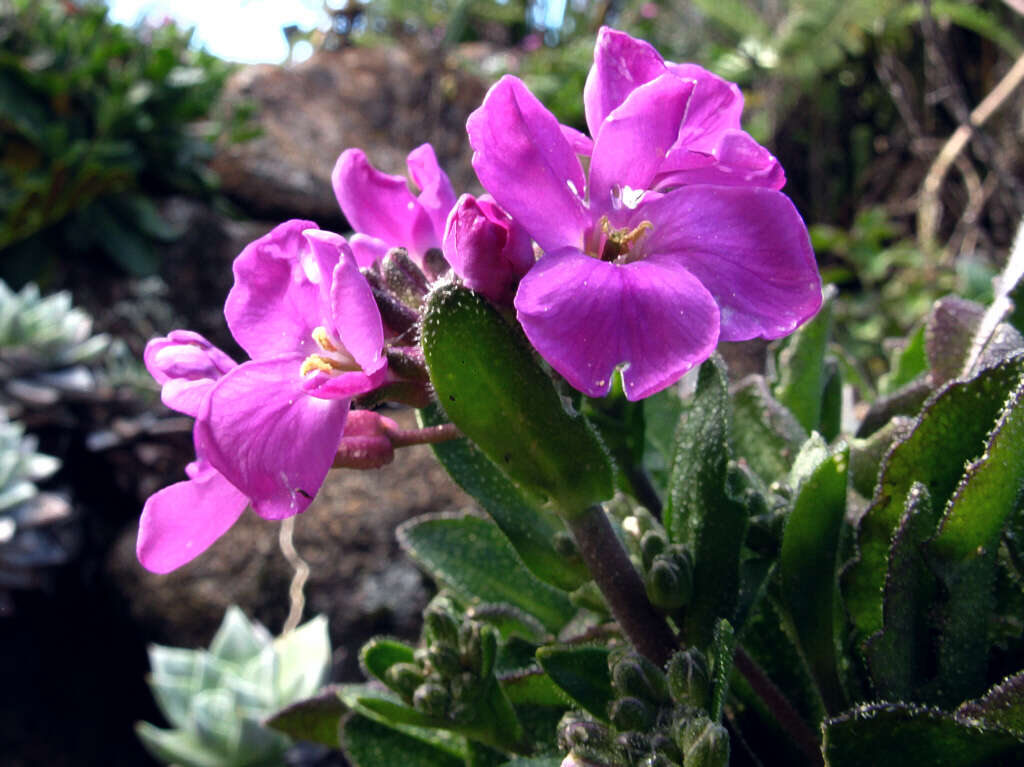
0,0,254,287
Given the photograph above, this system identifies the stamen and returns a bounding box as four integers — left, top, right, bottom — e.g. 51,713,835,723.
598,218,654,262
300,355,336,377
312,326,338,352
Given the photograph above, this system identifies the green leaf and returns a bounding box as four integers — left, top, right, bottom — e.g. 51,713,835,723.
923,377,1024,704
420,283,613,515
779,444,849,714
418,404,588,592
535,645,613,720
843,354,1024,646
338,684,441,729
665,358,748,649
822,702,1024,767
958,671,1024,736
341,713,465,767
499,670,570,707
264,687,346,749
774,285,835,433
398,513,574,633
730,375,808,483
863,483,941,702
709,619,736,722
820,358,842,442
643,383,685,494
879,325,928,395
134,722,224,767
359,638,416,686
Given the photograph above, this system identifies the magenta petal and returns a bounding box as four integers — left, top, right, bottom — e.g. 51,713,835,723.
560,124,594,157
639,186,820,341
589,73,694,220
666,63,744,146
326,243,386,375
144,331,237,417
660,130,785,190
196,356,349,520
406,143,456,244
332,148,435,256
514,248,720,401
584,27,667,136
137,463,247,573
225,219,322,359
349,234,390,267
303,365,389,400
467,76,589,253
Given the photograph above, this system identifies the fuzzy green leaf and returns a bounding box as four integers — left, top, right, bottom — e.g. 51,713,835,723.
774,285,835,433
730,375,808,483
535,645,613,721
822,702,1024,767
418,404,588,592
398,513,574,633
341,714,464,767
264,687,346,749
359,638,416,686
843,354,1024,646
958,671,1024,736
665,358,748,649
780,444,849,714
421,283,613,515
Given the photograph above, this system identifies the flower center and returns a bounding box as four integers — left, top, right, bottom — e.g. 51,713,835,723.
597,217,653,264
300,326,361,378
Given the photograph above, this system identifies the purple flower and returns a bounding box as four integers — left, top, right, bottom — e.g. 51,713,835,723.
466,49,820,401
332,143,456,266
583,26,785,190
442,193,534,305
138,331,248,573
137,221,389,572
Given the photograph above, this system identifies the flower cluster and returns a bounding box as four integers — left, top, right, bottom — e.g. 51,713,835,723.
137,28,820,573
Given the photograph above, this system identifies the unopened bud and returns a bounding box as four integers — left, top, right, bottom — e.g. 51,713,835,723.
645,551,692,611
610,651,669,705
385,662,425,698
442,193,534,305
382,247,430,307
553,530,579,557
640,529,667,569
667,649,711,711
421,248,451,281
412,682,450,717
682,720,729,767
424,601,459,646
609,697,656,731
426,644,463,676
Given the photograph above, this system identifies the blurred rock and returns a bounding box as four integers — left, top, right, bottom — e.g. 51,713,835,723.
107,409,473,681
212,44,488,226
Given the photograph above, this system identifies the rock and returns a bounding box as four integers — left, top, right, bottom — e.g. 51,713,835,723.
211,44,488,226
107,409,473,681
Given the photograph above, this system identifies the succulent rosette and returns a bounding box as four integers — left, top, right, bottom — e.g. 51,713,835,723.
466,28,821,401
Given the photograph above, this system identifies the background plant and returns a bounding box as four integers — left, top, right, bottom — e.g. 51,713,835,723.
0,0,252,286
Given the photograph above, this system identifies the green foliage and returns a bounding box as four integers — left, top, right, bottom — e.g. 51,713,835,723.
137,607,331,767
420,283,613,515
0,0,241,284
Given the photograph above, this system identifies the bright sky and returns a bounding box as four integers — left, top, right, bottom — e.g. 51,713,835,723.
105,0,330,63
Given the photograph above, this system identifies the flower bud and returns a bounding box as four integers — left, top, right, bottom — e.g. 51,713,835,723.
609,697,656,732
666,649,711,711
421,248,451,281
681,719,729,767
442,193,534,305
332,410,396,470
640,529,667,569
426,644,463,676
610,651,669,705
385,662,426,698
361,267,420,336
382,247,430,307
412,682,451,717
645,550,693,611
424,603,460,647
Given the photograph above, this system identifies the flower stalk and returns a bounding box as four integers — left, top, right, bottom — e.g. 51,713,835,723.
566,503,678,666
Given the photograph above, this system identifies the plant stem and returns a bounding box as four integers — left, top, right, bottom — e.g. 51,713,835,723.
733,646,823,765
566,503,678,666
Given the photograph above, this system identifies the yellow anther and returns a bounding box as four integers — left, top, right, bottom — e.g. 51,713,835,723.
312,326,338,352
597,218,654,263
300,355,335,377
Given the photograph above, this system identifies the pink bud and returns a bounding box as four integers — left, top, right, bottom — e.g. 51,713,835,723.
333,410,399,469
442,194,534,305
